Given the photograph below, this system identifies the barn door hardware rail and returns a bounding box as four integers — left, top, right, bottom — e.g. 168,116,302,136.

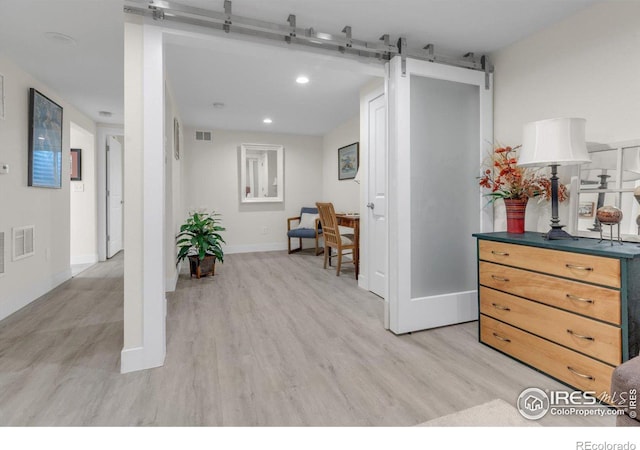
123,0,493,84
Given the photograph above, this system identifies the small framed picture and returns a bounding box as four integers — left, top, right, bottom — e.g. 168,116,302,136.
338,142,359,180
70,148,82,181
578,202,594,218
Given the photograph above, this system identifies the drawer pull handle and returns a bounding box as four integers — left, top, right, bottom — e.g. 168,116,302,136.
491,275,510,282
492,332,511,343
566,294,595,304
491,303,511,311
567,366,595,381
491,250,510,256
566,329,595,341
565,263,594,272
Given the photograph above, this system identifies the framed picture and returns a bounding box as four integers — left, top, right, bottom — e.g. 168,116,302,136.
174,118,180,160
0,73,5,120
28,88,63,189
578,202,594,218
338,142,359,180
70,148,82,181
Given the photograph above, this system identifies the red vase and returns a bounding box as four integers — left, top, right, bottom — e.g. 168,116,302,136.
504,198,528,234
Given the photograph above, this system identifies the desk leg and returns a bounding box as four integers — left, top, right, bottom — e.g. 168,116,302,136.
355,222,359,280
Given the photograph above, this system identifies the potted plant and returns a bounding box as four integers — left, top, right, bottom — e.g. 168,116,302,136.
176,210,226,278
478,145,568,233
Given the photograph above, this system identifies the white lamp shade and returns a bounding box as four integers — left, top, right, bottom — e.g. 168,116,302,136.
518,117,591,167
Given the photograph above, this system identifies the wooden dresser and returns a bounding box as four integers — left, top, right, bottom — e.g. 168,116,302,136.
473,232,640,400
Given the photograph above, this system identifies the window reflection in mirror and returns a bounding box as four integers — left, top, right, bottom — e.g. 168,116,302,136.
576,141,640,241
240,143,283,203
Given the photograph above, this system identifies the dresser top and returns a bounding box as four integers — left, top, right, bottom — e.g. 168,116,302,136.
473,231,640,259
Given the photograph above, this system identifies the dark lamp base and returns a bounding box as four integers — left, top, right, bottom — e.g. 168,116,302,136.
544,226,577,241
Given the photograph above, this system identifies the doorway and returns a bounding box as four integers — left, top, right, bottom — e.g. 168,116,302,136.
69,122,98,275
106,135,124,258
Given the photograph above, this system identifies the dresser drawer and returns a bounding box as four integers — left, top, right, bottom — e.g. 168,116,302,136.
480,315,614,400
479,240,621,288
480,287,622,365
479,261,621,324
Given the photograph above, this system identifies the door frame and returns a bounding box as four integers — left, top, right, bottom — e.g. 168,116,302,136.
387,56,494,334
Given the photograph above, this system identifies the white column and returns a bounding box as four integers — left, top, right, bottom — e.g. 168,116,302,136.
121,18,166,373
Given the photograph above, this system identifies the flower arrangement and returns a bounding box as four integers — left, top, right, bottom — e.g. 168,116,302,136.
478,145,568,202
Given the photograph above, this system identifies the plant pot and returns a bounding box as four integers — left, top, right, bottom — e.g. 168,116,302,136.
504,198,528,234
188,254,216,279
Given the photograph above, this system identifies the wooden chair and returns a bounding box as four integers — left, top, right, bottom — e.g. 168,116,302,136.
316,202,357,279
287,207,323,255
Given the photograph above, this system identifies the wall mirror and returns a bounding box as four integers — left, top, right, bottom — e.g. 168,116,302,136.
575,140,640,242
240,143,284,203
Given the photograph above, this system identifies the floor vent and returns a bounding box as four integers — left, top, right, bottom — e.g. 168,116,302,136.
195,130,212,141
13,225,35,261
0,232,4,275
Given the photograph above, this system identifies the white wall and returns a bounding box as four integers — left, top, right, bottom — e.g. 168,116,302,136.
0,55,96,320
164,80,183,291
183,128,323,253
321,116,360,212
491,1,640,231
70,122,97,265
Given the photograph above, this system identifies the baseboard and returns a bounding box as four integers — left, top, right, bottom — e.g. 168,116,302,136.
0,267,72,322
225,242,288,254
357,273,369,291
70,254,99,265
165,267,179,293
120,345,166,374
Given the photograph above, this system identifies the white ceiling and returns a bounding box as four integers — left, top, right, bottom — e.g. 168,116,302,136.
0,0,600,135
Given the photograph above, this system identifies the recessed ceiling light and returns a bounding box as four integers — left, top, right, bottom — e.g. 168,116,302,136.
296,76,309,84
263,118,273,124
99,111,113,118
43,32,76,46
213,102,225,109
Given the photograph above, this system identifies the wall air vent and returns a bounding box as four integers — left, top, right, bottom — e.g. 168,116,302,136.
195,131,212,141
13,225,35,261
0,232,4,275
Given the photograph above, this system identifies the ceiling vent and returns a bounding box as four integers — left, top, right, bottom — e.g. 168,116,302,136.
0,232,4,275
13,225,35,261
195,131,212,141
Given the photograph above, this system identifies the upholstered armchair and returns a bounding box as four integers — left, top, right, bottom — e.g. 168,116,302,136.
287,207,323,255
611,355,640,426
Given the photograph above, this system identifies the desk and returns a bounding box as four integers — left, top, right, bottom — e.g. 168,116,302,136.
336,214,360,279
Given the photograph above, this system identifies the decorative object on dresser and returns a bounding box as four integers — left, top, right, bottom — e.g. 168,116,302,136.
176,211,226,279
596,205,624,245
518,117,591,240
473,232,640,403
286,206,323,255
478,145,567,234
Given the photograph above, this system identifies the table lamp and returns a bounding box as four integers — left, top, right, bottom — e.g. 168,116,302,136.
518,117,591,240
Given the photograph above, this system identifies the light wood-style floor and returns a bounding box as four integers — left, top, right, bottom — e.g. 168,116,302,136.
0,250,615,426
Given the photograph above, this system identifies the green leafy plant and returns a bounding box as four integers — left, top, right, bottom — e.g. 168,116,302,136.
176,211,226,265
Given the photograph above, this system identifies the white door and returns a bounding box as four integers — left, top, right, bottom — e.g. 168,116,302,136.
107,136,123,258
387,56,493,334
366,90,388,299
